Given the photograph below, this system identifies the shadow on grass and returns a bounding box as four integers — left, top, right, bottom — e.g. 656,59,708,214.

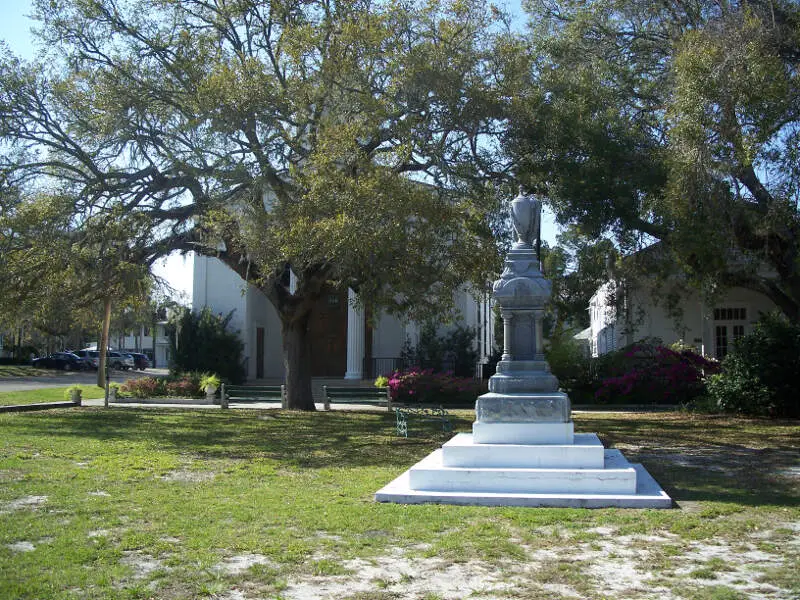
577,414,800,508
0,407,473,470
2,408,797,507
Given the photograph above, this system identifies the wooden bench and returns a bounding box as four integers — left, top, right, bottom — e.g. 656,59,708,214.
395,404,452,437
220,384,286,409
322,386,392,411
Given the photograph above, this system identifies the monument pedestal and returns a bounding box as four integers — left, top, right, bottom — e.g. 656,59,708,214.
375,188,671,509
375,426,672,508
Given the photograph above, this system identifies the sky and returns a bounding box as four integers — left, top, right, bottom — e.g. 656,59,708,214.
0,0,559,304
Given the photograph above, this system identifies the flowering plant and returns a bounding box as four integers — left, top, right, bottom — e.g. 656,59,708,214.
594,344,718,405
120,377,165,398
119,373,205,399
387,367,484,406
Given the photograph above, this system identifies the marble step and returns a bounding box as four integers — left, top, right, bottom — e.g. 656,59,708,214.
472,420,575,444
441,432,605,469
408,449,638,495
375,461,672,508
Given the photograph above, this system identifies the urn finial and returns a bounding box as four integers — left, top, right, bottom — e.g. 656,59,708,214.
511,186,541,249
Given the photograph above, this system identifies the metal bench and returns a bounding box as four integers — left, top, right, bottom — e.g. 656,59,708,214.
220,384,286,409
395,404,452,437
322,386,392,411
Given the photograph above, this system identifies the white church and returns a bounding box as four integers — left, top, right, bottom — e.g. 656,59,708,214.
192,254,495,381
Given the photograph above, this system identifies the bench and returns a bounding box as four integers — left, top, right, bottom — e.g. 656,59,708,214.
395,404,452,437
322,386,392,411
220,384,286,409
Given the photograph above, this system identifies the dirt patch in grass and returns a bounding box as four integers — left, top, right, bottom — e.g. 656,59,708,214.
6,541,36,553
120,550,168,579
267,522,798,600
160,468,217,483
0,495,47,513
214,554,278,575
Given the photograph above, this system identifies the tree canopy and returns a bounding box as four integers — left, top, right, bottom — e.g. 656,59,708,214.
506,0,800,319
1,0,507,408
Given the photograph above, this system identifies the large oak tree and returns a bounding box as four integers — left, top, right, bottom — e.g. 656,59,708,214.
505,0,800,319
1,0,508,408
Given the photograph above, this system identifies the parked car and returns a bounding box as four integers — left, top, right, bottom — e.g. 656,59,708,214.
74,349,100,370
106,351,125,370
119,353,136,370
32,352,89,371
130,353,151,370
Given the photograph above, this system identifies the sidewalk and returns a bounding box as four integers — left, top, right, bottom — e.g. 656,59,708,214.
80,397,391,411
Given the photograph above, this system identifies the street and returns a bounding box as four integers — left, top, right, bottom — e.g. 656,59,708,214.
0,368,169,393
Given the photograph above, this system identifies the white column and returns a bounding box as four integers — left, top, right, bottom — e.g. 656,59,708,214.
344,288,365,380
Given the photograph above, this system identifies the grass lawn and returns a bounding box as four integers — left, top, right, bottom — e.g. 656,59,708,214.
0,365,60,379
0,408,797,600
0,386,106,407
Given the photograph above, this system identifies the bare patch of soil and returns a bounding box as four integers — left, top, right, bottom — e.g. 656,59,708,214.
0,495,47,514
241,521,798,600
160,469,216,483
213,554,278,575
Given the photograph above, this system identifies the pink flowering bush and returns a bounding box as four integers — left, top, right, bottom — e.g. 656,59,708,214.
388,367,485,406
594,343,718,405
119,372,205,399
119,377,166,398
165,376,202,397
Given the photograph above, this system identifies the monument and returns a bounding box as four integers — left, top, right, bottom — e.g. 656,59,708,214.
375,187,672,508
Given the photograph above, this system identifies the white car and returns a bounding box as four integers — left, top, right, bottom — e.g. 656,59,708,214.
119,352,136,370
106,351,134,370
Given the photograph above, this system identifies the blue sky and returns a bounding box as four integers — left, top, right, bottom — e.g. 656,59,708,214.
0,0,558,303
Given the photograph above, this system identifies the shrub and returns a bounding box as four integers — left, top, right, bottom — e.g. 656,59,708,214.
118,373,205,398
400,323,478,378
120,377,165,398
545,330,594,403
707,312,800,418
387,367,484,407
594,341,718,405
373,375,388,388
165,375,202,398
167,307,245,384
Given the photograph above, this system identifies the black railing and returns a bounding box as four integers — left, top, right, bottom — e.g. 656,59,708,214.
364,357,462,379
365,357,405,379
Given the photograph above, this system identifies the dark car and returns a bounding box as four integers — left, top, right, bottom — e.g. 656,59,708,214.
32,352,88,371
130,353,151,370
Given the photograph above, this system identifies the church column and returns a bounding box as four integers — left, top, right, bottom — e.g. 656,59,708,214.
344,288,365,380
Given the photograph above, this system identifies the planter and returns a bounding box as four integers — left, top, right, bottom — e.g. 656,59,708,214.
69,389,82,405
205,384,218,403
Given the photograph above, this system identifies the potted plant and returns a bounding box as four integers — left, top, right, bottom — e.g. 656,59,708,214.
200,373,221,399
64,386,82,405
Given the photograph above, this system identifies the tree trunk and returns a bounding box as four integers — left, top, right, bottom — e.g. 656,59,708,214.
281,312,316,411
97,296,112,395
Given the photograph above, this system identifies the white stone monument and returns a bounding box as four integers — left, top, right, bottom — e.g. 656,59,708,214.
375,188,671,508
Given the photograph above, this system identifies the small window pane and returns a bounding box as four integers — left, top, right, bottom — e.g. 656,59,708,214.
715,325,728,359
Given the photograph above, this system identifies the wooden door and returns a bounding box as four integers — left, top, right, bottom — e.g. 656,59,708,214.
308,288,347,376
